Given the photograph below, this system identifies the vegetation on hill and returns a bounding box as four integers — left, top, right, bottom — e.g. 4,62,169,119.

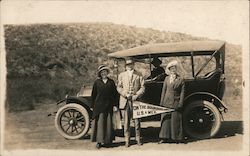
4,23,241,112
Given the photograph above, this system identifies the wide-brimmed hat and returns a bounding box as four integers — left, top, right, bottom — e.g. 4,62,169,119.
125,58,135,65
166,60,178,69
97,65,110,76
151,57,162,66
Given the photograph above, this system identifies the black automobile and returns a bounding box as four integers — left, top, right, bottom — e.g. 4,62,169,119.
55,40,228,140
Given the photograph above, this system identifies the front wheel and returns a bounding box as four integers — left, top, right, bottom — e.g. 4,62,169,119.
55,103,90,139
183,100,221,139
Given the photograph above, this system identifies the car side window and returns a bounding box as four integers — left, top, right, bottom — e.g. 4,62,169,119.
193,56,216,77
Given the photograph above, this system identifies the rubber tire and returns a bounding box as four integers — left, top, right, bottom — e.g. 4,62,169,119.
55,103,90,139
183,100,221,139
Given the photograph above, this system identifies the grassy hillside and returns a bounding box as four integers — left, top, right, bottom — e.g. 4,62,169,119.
4,23,242,112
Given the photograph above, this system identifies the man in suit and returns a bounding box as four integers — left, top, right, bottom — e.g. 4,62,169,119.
117,58,145,147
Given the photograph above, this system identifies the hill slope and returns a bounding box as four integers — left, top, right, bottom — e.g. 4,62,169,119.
4,23,241,111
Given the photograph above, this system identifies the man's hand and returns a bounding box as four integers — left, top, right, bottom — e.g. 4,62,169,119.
126,93,132,100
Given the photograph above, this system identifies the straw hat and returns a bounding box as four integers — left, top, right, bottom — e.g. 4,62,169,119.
125,58,135,65
97,65,110,77
166,60,178,69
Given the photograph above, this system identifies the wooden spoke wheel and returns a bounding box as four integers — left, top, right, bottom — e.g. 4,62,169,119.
55,104,90,139
183,100,221,139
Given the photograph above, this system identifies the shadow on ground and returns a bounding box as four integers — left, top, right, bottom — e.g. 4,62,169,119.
115,121,243,144
215,121,243,138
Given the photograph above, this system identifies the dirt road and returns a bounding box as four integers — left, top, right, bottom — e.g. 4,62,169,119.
4,99,243,151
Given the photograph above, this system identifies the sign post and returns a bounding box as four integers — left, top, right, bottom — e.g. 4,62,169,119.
132,101,175,119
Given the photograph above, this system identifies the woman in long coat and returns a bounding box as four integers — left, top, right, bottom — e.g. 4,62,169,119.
158,60,185,144
91,65,119,149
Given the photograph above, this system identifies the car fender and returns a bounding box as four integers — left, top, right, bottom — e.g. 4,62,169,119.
57,96,92,114
184,92,228,113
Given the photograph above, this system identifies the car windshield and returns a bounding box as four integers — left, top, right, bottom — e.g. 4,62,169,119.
114,54,217,81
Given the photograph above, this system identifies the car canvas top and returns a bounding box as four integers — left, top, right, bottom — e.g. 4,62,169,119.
108,40,225,58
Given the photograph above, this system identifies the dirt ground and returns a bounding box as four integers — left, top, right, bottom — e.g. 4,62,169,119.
3,97,244,152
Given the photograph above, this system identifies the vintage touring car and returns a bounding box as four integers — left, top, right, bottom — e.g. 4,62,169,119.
54,40,228,140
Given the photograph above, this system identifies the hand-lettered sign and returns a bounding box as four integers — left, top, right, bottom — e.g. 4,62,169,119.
132,101,174,119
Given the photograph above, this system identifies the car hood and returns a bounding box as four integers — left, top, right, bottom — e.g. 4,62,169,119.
77,85,92,97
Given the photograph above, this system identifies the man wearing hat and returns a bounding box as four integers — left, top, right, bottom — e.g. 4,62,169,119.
117,58,145,147
147,57,166,81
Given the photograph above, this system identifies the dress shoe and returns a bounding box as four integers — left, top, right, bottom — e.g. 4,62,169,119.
137,141,143,146
102,143,111,148
158,139,165,144
166,139,175,143
175,140,187,144
96,143,102,149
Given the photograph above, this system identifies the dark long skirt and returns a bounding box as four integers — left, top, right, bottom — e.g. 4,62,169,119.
91,112,115,144
159,111,183,141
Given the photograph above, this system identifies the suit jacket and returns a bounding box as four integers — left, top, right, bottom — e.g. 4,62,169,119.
160,74,185,109
117,70,145,109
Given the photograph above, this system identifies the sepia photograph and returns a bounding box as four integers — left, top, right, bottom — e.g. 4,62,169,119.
0,1,249,156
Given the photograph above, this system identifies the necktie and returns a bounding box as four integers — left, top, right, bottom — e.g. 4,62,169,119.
129,74,134,95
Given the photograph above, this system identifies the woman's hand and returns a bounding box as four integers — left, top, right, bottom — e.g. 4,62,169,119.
132,95,138,101
175,107,183,112
113,106,118,112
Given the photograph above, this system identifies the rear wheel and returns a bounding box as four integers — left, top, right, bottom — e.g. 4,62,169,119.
183,100,221,139
55,103,90,139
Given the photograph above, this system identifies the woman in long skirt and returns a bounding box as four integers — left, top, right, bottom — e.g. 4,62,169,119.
91,65,119,149
158,60,185,144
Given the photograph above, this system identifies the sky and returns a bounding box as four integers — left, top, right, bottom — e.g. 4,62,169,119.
1,1,249,45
